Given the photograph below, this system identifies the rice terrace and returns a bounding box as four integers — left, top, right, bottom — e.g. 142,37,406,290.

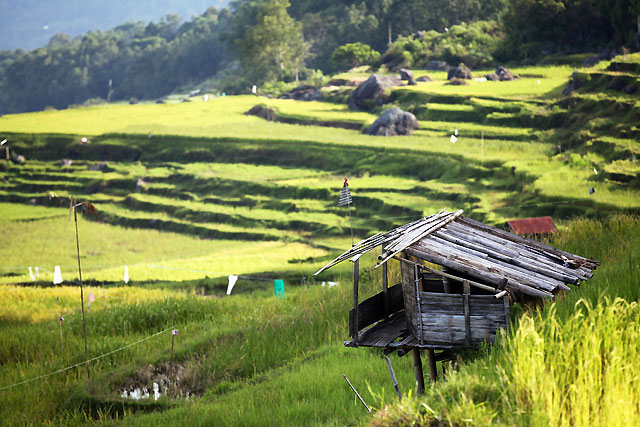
1,1,640,426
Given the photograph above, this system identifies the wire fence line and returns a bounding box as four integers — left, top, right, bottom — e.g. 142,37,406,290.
0,327,171,392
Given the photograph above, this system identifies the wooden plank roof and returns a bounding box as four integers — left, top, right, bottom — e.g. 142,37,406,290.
315,210,599,299
507,216,558,235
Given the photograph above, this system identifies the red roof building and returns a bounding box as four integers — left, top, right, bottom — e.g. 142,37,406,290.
507,216,557,235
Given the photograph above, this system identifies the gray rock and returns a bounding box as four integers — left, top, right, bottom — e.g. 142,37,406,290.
485,73,500,81
245,104,277,121
365,107,419,136
348,74,403,110
11,154,25,164
562,71,585,96
425,60,449,71
446,78,468,86
88,162,109,172
447,64,472,80
496,66,517,81
278,85,321,101
416,75,433,82
399,69,417,85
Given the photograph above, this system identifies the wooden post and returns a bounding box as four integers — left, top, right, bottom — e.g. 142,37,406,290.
353,259,359,343
503,294,511,332
382,249,389,319
412,349,425,395
427,349,438,382
442,266,451,293
414,264,423,344
384,356,402,399
463,280,471,346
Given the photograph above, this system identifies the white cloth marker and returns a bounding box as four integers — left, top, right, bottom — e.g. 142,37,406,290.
124,265,129,284
35,266,39,278
252,85,257,94
227,274,238,295
450,135,457,143
29,267,36,281
53,266,63,284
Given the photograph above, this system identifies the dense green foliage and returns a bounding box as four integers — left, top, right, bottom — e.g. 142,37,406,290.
2,0,638,114
331,43,381,71
0,0,227,51
232,0,308,85
501,0,640,60
0,8,231,114
381,20,502,70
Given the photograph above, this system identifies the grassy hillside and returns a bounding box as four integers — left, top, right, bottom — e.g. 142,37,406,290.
1,59,639,425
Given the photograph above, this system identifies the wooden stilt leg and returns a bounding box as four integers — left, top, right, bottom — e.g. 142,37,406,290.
412,349,425,395
427,349,438,382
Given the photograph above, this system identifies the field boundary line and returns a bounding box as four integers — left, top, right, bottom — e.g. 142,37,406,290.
0,327,171,392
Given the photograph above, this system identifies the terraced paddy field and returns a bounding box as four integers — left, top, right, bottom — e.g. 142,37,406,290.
1,58,639,425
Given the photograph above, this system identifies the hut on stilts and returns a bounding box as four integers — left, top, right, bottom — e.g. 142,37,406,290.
315,209,599,394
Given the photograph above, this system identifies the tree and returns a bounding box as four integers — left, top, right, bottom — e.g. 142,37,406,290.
331,42,380,70
234,0,308,83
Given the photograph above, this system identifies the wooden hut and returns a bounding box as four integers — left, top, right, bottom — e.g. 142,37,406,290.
315,209,598,392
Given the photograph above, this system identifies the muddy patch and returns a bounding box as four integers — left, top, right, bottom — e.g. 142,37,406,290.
119,361,203,401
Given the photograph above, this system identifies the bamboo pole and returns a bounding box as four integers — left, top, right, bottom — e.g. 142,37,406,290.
73,202,90,380
384,356,402,399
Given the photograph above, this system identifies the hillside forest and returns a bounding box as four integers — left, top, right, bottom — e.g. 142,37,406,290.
1,0,639,115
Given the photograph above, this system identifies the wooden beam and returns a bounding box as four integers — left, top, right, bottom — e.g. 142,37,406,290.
394,255,507,296
412,349,426,395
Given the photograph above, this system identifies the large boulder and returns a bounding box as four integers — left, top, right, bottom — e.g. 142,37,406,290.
399,69,417,85
245,104,277,121
425,60,449,71
365,108,418,136
278,85,322,101
447,63,472,80
496,66,517,81
562,71,586,96
416,75,433,82
348,74,403,110
485,73,500,81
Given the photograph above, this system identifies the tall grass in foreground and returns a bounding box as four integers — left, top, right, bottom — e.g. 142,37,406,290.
373,215,640,426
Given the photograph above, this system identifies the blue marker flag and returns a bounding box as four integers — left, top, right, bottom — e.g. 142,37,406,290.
274,279,285,298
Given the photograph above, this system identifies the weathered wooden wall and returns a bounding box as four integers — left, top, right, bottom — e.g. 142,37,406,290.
419,292,507,346
349,283,404,336
400,259,419,339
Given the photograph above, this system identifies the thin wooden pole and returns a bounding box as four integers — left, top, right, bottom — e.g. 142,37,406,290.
171,314,175,363
382,247,389,319
58,314,64,350
343,375,371,412
412,349,425,395
384,356,402,399
353,259,359,343
74,203,90,380
426,349,438,382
